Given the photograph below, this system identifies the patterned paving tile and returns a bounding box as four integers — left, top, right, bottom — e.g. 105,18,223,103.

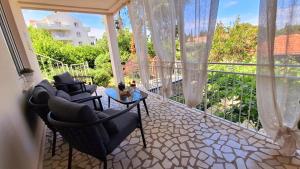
43,88,300,169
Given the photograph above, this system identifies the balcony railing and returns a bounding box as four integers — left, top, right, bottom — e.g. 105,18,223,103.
53,35,73,41
36,54,92,83
35,23,72,31
128,61,300,134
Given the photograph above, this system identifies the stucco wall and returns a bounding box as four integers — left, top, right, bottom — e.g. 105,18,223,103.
0,0,45,168
35,12,96,46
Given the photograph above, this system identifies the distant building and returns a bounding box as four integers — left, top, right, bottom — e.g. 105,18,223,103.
274,34,300,56
30,12,96,46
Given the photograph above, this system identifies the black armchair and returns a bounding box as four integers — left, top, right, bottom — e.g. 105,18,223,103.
53,72,97,96
35,79,103,111
47,96,146,169
28,80,104,156
28,84,57,156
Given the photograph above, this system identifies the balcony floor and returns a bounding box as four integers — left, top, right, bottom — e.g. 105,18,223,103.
43,87,300,169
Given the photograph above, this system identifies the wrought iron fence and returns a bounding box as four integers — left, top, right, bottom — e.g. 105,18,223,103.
143,61,300,133
36,54,92,83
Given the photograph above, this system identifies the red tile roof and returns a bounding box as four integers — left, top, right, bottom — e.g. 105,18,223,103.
274,34,300,55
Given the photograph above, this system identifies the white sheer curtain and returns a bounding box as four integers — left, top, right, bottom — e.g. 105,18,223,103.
144,0,176,98
128,0,150,90
257,0,300,156
176,0,219,107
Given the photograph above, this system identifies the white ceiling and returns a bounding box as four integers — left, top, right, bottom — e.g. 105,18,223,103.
18,0,129,14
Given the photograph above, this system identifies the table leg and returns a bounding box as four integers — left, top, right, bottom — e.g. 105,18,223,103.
142,99,149,116
108,96,111,108
137,103,146,148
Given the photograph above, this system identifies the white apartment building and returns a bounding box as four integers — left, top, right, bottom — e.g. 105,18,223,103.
30,12,96,46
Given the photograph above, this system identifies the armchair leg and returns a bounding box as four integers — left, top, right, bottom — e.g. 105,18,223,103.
52,131,57,156
98,98,104,111
102,158,107,169
68,145,73,169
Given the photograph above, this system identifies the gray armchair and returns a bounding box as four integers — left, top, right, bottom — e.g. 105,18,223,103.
53,72,97,96
28,85,57,156
28,80,104,156
34,80,103,111
47,96,146,169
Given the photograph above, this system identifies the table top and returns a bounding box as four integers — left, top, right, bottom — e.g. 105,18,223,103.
104,88,148,104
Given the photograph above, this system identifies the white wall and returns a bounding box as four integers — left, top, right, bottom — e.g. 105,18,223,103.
0,0,44,168
36,12,96,46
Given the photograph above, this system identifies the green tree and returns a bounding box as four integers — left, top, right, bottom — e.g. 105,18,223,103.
209,18,258,63
147,38,156,58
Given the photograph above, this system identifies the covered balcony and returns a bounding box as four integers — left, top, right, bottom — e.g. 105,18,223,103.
41,88,300,169
0,0,300,169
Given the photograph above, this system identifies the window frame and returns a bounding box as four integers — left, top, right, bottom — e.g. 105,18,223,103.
0,1,25,75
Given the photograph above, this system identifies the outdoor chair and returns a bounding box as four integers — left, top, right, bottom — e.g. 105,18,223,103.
28,80,104,156
35,79,103,111
53,72,97,96
47,96,146,169
28,80,58,156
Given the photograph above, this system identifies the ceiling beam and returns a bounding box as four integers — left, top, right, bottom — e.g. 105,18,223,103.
18,1,113,14
18,0,130,15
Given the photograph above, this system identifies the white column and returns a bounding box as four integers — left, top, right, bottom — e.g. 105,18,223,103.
104,14,124,84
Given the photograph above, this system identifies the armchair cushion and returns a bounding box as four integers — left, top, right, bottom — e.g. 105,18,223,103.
48,96,110,146
106,111,138,153
70,92,91,101
32,86,50,104
53,72,80,92
95,110,119,135
37,80,57,96
56,90,71,101
49,96,93,123
71,93,102,110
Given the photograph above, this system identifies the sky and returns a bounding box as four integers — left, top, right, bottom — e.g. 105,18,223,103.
217,0,259,25
21,0,260,39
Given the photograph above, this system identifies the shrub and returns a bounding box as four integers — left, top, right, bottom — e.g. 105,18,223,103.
91,69,111,87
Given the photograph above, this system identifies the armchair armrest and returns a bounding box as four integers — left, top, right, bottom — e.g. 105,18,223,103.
47,100,140,128
54,81,86,93
72,95,102,103
54,81,85,86
28,95,48,108
98,101,140,123
73,96,103,111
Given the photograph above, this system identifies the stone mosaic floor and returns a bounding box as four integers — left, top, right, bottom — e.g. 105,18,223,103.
43,88,300,169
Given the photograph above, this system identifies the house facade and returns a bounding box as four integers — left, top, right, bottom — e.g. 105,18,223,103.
30,12,96,46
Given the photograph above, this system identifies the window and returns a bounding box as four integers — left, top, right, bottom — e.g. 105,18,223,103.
74,22,78,27
0,2,24,75
76,32,81,37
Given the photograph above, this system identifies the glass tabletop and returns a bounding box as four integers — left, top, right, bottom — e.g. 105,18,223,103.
104,88,148,104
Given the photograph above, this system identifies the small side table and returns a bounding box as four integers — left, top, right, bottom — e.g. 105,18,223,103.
104,88,149,116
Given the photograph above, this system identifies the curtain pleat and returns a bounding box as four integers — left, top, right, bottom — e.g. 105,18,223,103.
257,0,300,156
144,0,176,98
128,0,150,90
176,0,219,107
